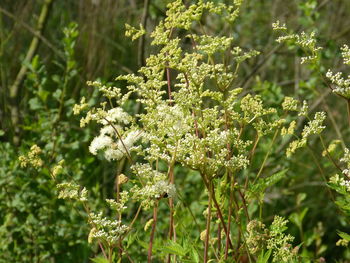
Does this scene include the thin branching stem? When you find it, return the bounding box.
[148,201,159,263]
[204,180,212,263]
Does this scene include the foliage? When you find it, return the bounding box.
[2,0,350,262]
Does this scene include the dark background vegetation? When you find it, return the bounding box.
[1,0,350,262]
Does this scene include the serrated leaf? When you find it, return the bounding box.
[337,230,350,241]
[190,247,200,263]
[136,237,149,249]
[161,240,187,257]
[248,169,288,201]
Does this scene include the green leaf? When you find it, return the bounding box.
[161,240,187,257]
[337,230,350,241]
[28,97,42,110]
[126,231,138,249]
[257,250,271,263]
[53,89,62,101]
[90,256,109,263]
[190,247,200,263]
[137,237,149,249]
[248,169,288,201]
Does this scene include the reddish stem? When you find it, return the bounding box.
[148,201,159,263]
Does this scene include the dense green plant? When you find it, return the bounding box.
[0,22,100,263]
[4,0,350,262]
[19,1,347,262]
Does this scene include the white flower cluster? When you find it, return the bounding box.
[273,23,322,64]
[301,112,326,138]
[342,44,350,65]
[106,191,129,213]
[326,70,350,98]
[281,120,296,136]
[193,35,233,55]
[18,144,43,169]
[89,129,141,161]
[282,97,298,111]
[267,216,296,263]
[325,45,350,98]
[125,23,146,41]
[240,94,276,123]
[298,100,309,116]
[137,180,176,199]
[73,97,88,115]
[330,174,350,193]
[272,20,287,31]
[286,111,326,157]
[131,164,176,209]
[88,212,128,245]
[56,182,88,202]
[246,216,297,262]
[52,159,65,178]
[101,107,132,125]
[340,148,350,177]
[225,154,250,171]
[231,47,260,64]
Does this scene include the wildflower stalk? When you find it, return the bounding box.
[166,66,173,103]
[120,205,142,242]
[347,99,350,128]
[306,144,335,202]
[217,214,221,257]
[167,161,177,263]
[167,178,175,262]
[254,129,279,183]
[238,187,250,222]
[115,173,122,259]
[225,173,234,259]
[42,160,110,259]
[232,192,252,263]
[166,59,175,263]
[204,180,213,263]
[82,202,108,259]
[200,172,234,250]
[148,201,159,263]
[318,134,342,172]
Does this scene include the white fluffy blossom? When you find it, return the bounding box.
[89,135,113,155]
[88,212,128,245]
[101,107,132,125]
[89,129,141,161]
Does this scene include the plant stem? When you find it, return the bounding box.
[200,173,234,250]
[204,181,212,263]
[148,201,159,263]
[253,129,279,183]
[217,214,221,257]
[167,164,175,263]
[347,99,350,129]
[224,174,234,260]
[120,205,142,242]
